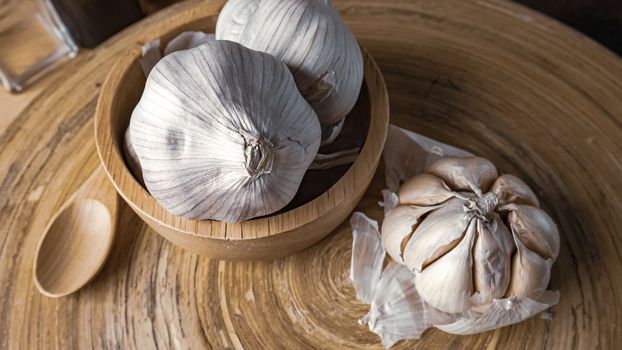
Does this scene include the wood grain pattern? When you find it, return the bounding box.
[33,166,118,298]
[1,0,622,348]
[0,54,76,131]
[94,20,387,259]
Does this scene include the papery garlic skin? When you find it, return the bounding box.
[123,127,143,185]
[129,40,320,222]
[215,0,364,127]
[163,31,214,56]
[381,157,560,314]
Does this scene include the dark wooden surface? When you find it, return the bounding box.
[515,0,622,56]
[49,0,144,48]
[139,0,622,56]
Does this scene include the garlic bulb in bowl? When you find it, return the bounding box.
[381,156,560,314]
[129,40,321,223]
[215,0,364,131]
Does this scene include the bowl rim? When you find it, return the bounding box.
[94,39,388,242]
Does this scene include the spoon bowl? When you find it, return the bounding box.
[34,166,118,298]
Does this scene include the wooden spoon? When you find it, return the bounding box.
[33,166,118,298]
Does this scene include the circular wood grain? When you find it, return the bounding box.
[1,0,621,348]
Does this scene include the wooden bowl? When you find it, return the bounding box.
[94,11,389,260]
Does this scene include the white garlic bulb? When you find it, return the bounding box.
[215,0,364,128]
[381,157,560,314]
[129,40,321,222]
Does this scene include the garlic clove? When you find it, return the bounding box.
[352,213,454,347]
[383,126,474,193]
[403,198,474,272]
[505,204,560,260]
[491,174,539,207]
[130,40,321,222]
[505,231,553,299]
[426,157,498,195]
[381,204,442,263]
[491,214,516,256]
[397,173,456,206]
[471,219,511,306]
[216,0,364,127]
[413,219,477,313]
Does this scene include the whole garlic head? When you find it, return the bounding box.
[129,40,321,222]
[215,0,364,128]
[381,157,560,314]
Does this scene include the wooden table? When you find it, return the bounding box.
[0,77,47,132]
[1,0,622,348]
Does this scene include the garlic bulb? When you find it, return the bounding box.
[381,156,560,314]
[129,40,321,222]
[215,0,364,128]
[352,128,561,345]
